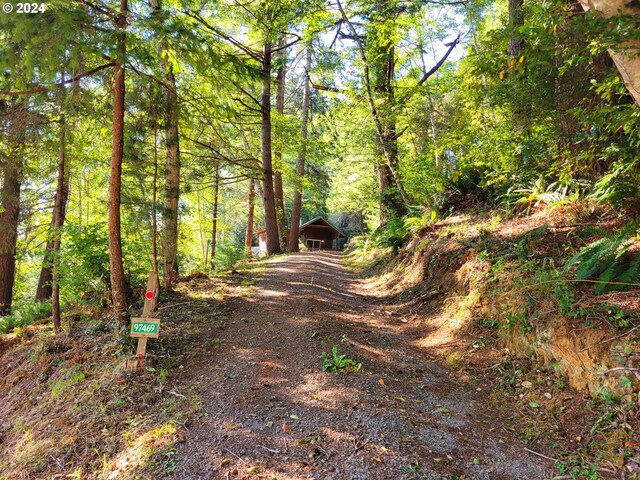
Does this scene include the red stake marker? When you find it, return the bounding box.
[145,291,154,299]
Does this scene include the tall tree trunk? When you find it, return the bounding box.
[51,115,68,332]
[35,114,70,302]
[161,52,181,286]
[289,46,311,253]
[508,0,525,58]
[150,0,181,286]
[245,178,255,257]
[578,0,640,107]
[273,35,287,250]
[261,41,281,255]
[151,89,159,275]
[210,162,220,269]
[0,102,25,316]
[108,0,129,332]
[375,43,408,224]
[338,0,408,225]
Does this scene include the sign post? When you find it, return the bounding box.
[129,270,160,368]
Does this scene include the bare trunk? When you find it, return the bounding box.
[273,36,287,250]
[151,94,159,275]
[0,103,25,316]
[210,162,220,269]
[161,56,181,285]
[261,41,281,255]
[35,118,70,302]
[151,0,181,285]
[245,178,255,257]
[289,46,311,253]
[375,44,407,223]
[108,0,129,332]
[578,0,640,107]
[51,115,67,332]
[508,0,525,58]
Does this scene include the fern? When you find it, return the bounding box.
[564,222,640,293]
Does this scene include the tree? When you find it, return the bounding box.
[210,161,220,268]
[289,45,312,252]
[273,35,288,251]
[108,0,129,332]
[0,101,26,316]
[245,178,256,256]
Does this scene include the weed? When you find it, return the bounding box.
[446,351,464,370]
[321,345,361,373]
[401,461,428,475]
[158,369,169,383]
[556,457,599,479]
[523,422,541,445]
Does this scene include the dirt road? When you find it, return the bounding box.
[164,252,551,479]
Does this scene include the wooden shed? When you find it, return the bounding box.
[256,216,345,255]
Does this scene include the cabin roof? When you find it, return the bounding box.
[300,216,345,236]
[255,216,345,237]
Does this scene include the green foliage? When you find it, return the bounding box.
[0,301,52,335]
[373,217,408,252]
[321,345,361,373]
[213,241,245,272]
[403,210,437,236]
[56,223,110,301]
[564,222,640,293]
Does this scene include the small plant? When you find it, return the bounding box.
[556,457,599,480]
[321,345,361,373]
[401,461,428,475]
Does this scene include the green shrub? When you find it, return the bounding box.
[0,301,52,334]
[564,221,640,293]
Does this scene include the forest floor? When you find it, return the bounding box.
[159,251,559,480]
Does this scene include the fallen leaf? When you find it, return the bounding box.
[395,396,406,402]
[521,381,533,389]
[266,421,274,428]
[220,459,232,467]
[246,466,260,473]
[529,402,539,409]
[290,414,299,420]
[378,379,385,386]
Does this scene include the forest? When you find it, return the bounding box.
[1,0,640,479]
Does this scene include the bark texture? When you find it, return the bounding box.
[108,0,129,331]
[260,42,282,255]
[35,120,70,303]
[289,46,312,253]
[245,178,255,257]
[0,103,26,316]
[273,36,287,250]
[51,118,67,332]
[210,163,220,269]
[161,45,181,285]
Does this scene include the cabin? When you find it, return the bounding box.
[256,216,345,256]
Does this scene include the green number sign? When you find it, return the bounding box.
[130,318,160,338]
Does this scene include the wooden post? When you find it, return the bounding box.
[127,270,160,369]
